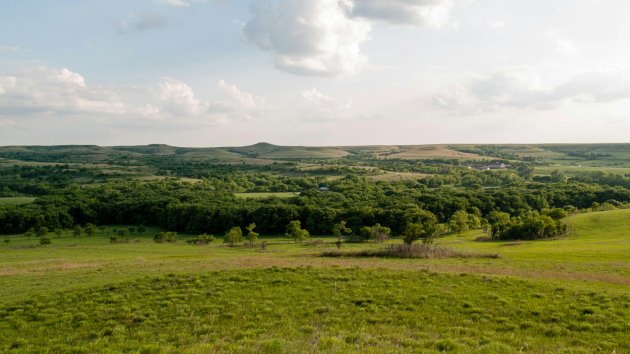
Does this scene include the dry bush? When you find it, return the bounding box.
[322,244,499,259]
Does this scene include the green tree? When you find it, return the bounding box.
[403,220,441,245]
[286,220,310,243]
[72,226,82,237]
[36,227,49,238]
[403,223,424,245]
[487,211,511,239]
[372,223,391,242]
[85,223,97,237]
[54,228,63,237]
[448,210,470,235]
[332,220,352,242]
[223,226,243,247]
[39,237,51,246]
[246,223,259,247]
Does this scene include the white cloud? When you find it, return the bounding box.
[0,66,126,116]
[244,0,372,77]
[297,88,352,120]
[209,80,267,121]
[0,67,269,126]
[157,79,210,116]
[350,0,456,28]
[244,0,460,77]
[434,67,630,113]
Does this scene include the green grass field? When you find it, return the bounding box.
[0,210,629,352]
[0,197,36,206]
[234,192,300,199]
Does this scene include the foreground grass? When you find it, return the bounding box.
[1,268,627,353]
[0,210,628,352]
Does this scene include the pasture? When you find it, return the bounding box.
[0,197,36,206]
[0,210,628,352]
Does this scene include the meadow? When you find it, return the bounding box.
[1,210,628,352]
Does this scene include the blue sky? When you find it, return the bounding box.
[1,0,630,146]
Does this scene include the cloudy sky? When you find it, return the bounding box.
[1,0,630,146]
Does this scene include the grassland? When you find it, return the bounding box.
[0,197,36,205]
[0,210,629,352]
[234,192,300,199]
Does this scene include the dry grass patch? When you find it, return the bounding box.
[322,244,500,259]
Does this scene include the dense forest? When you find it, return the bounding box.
[1,144,629,241]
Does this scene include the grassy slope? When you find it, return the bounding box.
[0,211,628,352]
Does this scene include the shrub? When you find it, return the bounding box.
[187,234,215,245]
[39,237,52,246]
[223,227,242,247]
[154,232,178,243]
[286,221,309,243]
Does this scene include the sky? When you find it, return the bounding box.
[1,0,630,147]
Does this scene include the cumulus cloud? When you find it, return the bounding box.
[244,0,460,77]
[153,79,267,123]
[157,79,210,116]
[244,0,371,77]
[297,88,352,120]
[434,67,630,112]
[210,80,267,120]
[0,66,126,116]
[0,66,269,126]
[351,0,456,28]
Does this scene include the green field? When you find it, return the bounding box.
[0,197,36,206]
[1,210,629,352]
[234,192,300,199]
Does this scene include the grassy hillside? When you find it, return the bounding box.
[0,210,628,352]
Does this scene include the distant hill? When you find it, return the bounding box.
[0,143,629,168]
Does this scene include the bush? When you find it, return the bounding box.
[154,232,177,243]
[223,227,242,247]
[187,234,215,245]
[39,237,52,246]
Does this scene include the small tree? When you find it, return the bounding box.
[85,224,97,237]
[332,221,352,242]
[154,231,177,243]
[137,224,146,233]
[369,223,391,243]
[223,227,243,247]
[54,228,63,237]
[246,223,259,247]
[403,220,441,245]
[487,211,511,240]
[403,223,424,245]
[39,237,52,246]
[72,226,83,237]
[36,227,49,238]
[286,221,310,243]
[448,210,470,235]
